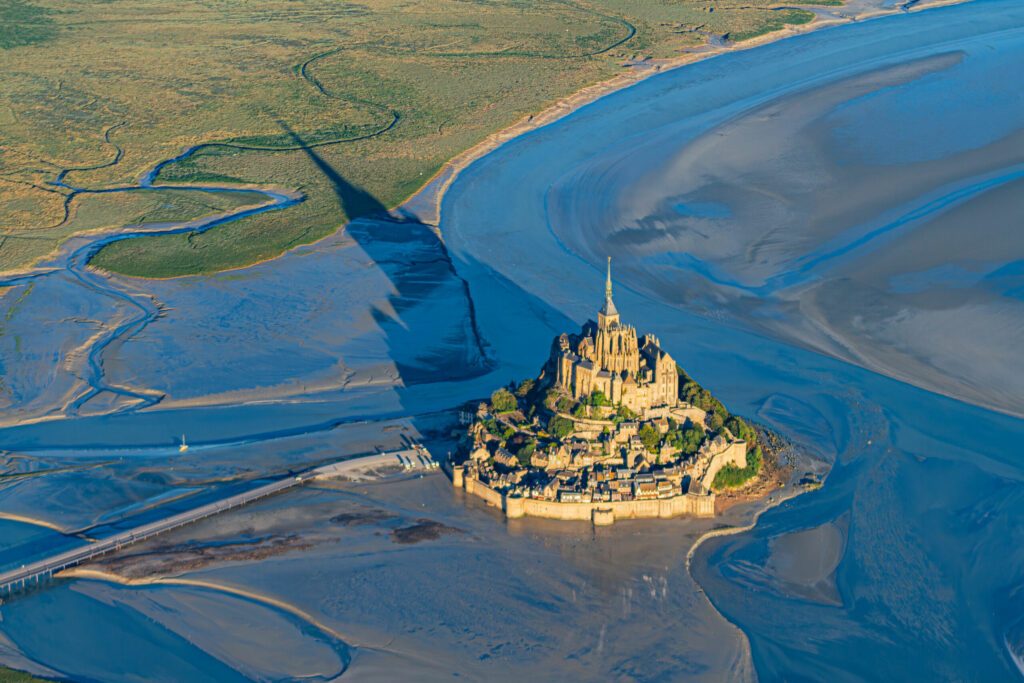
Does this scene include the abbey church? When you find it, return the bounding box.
[553,259,679,416]
[454,257,755,524]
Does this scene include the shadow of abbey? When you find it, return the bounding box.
[0,123,580,455]
[279,121,584,453]
[281,121,493,387]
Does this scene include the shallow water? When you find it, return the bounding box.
[1,0,1022,680]
[441,0,1024,678]
[0,580,347,682]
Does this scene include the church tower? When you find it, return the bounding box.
[597,257,620,330]
[594,258,639,376]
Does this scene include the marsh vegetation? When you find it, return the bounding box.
[2,0,822,277]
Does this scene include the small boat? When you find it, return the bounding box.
[179,434,189,453]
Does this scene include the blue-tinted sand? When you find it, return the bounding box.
[1,0,1022,680]
[441,0,1024,678]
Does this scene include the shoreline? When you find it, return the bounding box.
[682,436,826,678]
[404,0,973,226]
[56,567,357,646]
[0,0,970,284]
[686,477,809,574]
[678,479,806,678]
[680,475,811,665]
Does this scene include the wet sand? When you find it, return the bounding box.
[1,0,1022,680]
[438,0,1024,678]
[764,520,846,605]
[406,0,972,226]
[538,36,1024,418]
[28,470,781,682]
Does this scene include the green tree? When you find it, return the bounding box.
[588,390,611,407]
[725,416,757,445]
[516,378,535,398]
[616,405,637,420]
[638,424,661,453]
[490,388,517,413]
[516,441,536,467]
[678,365,730,422]
[666,422,705,456]
[682,424,705,455]
[572,402,588,417]
[712,446,763,490]
[547,415,574,439]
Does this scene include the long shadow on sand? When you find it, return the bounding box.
[0,121,582,454]
[279,120,491,386]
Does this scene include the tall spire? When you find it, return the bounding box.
[599,256,619,324]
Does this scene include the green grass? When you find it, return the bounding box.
[728,9,816,42]
[0,667,50,683]
[712,445,763,490]
[0,1,56,49]
[0,188,266,273]
[0,0,838,277]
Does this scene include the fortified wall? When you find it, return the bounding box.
[699,441,747,490]
[450,259,747,526]
[454,467,715,525]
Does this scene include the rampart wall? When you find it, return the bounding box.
[453,471,715,524]
[699,441,748,489]
[463,476,505,508]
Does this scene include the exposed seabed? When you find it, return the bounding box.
[1,0,1023,680]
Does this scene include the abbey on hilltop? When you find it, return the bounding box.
[451,259,764,525]
[554,259,679,415]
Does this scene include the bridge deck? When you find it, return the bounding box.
[0,448,434,597]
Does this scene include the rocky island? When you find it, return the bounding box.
[451,260,763,525]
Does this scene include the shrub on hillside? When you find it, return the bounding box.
[726,416,757,444]
[712,445,763,490]
[547,415,574,439]
[556,396,575,413]
[677,365,729,421]
[490,388,517,413]
[638,424,661,453]
[515,378,535,398]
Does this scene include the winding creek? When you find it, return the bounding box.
[1,147,300,419]
[1,0,1023,680]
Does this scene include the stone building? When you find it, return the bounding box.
[554,259,679,416]
[452,256,755,525]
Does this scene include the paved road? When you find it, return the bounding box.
[0,448,436,596]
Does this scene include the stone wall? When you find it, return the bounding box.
[463,476,505,510]
[700,441,748,490]
[671,405,709,425]
[454,472,715,524]
[509,494,714,522]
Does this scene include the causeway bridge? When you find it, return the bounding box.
[0,447,437,597]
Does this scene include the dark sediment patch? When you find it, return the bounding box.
[88,534,315,579]
[330,509,395,526]
[390,518,464,545]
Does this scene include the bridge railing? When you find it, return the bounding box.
[0,476,301,598]
[1,447,433,599]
